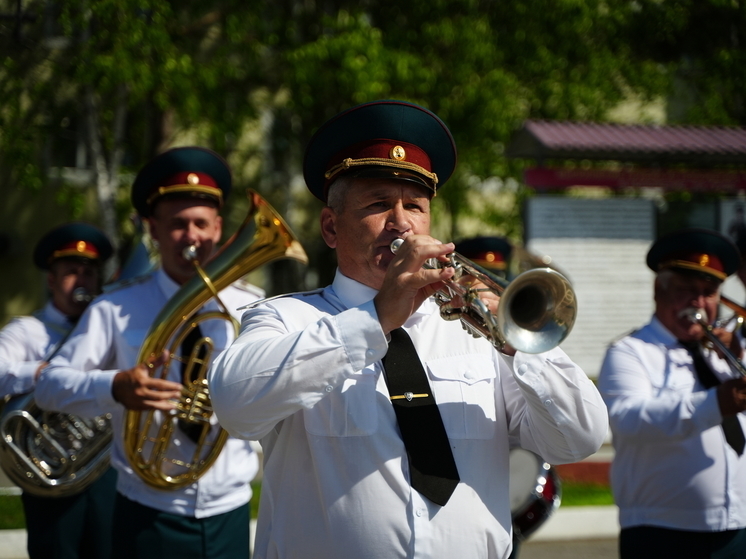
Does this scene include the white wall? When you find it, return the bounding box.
[525,197,656,378]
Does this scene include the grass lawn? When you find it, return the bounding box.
[559,481,615,507]
[0,495,24,530]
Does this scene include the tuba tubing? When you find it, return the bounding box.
[390,239,577,354]
[0,304,113,497]
[124,190,307,490]
[0,394,112,497]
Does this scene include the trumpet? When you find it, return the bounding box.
[390,239,577,354]
[719,295,746,328]
[682,307,746,378]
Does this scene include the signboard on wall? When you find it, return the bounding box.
[525,197,656,378]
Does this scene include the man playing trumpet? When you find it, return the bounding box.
[208,100,607,559]
[599,228,746,559]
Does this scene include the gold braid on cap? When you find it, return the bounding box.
[146,185,224,207]
[324,157,439,191]
[659,258,727,281]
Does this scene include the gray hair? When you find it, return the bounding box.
[655,269,675,290]
[325,175,356,213]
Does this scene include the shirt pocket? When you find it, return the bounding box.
[304,371,378,437]
[427,354,497,440]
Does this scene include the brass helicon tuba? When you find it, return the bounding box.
[123,190,308,490]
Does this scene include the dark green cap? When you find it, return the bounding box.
[33,222,113,270]
[303,100,457,202]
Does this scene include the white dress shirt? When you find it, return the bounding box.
[209,269,607,559]
[36,268,262,518]
[0,302,70,397]
[598,316,746,531]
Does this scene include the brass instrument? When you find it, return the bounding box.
[0,295,112,498]
[390,239,577,354]
[0,222,154,497]
[0,396,112,497]
[720,295,746,325]
[682,307,746,378]
[124,190,307,490]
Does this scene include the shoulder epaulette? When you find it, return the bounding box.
[103,272,152,293]
[232,279,267,299]
[236,288,325,311]
[607,327,641,347]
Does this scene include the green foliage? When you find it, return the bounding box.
[1,0,744,282]
[624,0,746,125]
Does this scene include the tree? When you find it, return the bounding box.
[1,0,691,297]
[623,0,746,126]
[0,1,266,274]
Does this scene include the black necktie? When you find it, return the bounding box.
[682,341,746,455]
[381,328,460,506]
[179,324,209,443]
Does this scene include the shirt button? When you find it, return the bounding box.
[517,364,528,375]
[325,385,333,393]
[415,508,424,517]
[544,399,553,406]
[464,371,475,380]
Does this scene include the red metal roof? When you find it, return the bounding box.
[506,120,746,165]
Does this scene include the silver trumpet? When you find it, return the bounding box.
[681,307,746,377]
[72,287,93,303]
[390,239,577,354]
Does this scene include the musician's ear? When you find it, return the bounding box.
[320,206,337,249]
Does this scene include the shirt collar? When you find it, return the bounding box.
[650,315,680,347]
[156,267,181,300]
[330,268,434,324]
[156,267,220,312]
[45,300,71,326]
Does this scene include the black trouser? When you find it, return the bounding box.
[22,467,118,559]
[620,525,746,559]
[112,493,251,559]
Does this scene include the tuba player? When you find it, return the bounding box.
[36,148,264,559]
[0,222,115,559]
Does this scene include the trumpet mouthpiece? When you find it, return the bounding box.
[390,238,404,253]
[183,245,198,261]
[72,288,92,303]
[680,307,705,324]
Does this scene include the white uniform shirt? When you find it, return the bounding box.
[0,302,70,397]
[598,316,746,531]
[209,270,607,559]
[36,268,261,518]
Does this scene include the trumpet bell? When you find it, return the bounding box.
[498,268,577,354]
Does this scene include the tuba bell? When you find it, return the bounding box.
[124,190,307,490]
